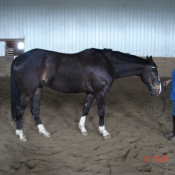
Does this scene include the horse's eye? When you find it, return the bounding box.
[151,70,157,74]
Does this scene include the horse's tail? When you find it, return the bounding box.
[11,58,20,121]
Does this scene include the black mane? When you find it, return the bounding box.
[102,48,152,65]
[115,51,151,65]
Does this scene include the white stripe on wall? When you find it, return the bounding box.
[0,42,5,56]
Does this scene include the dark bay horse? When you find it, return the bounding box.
[11,48,161,141]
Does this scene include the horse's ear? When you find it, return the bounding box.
[148,56,154,64]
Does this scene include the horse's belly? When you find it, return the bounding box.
[45,77,85,93]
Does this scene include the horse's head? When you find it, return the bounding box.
[141,56,161,96]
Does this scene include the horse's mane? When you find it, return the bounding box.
[85,48,155,66]
[102,48,152,65]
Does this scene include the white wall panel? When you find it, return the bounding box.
[0,42,5,56]
[0,0,175,57]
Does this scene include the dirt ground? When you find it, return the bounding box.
[0,77,175,175]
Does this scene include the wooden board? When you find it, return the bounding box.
[153,57,174,77]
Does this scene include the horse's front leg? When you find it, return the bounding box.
[96,92,111,139]
[79,93,95,136]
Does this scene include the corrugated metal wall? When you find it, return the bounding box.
[0,0,175,57]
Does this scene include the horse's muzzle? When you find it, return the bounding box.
[151,82,162,96]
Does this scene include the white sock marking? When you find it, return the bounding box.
[79,116,88,134]
[99,126,111,138]
[16,129,27,141]
[37,124,51,137]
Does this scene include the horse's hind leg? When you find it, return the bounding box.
[96,92,111,139]
[15,94,30,141]
[30,87,51,137]
[79,93,94,135]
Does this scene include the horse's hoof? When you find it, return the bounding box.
[165,132,174,139]
[19,137,27,141]
[45,133,51,137]
[170,136,175,143]
[39,131,51,137]
[78,124,88,136]
[103,134,111,139]
[81,131,88,136]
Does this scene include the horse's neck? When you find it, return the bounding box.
[107,54,146,78]
[115,63,145,78]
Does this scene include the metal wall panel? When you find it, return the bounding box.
[0,0,174,57]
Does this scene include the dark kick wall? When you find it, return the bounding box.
[0,56,13,77]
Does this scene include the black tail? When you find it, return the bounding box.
[11,58,20,121]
